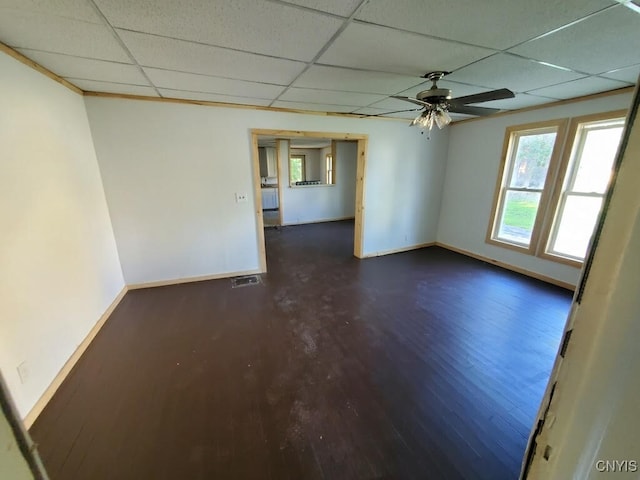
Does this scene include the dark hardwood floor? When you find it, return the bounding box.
[30,221,572,479]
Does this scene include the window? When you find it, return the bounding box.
[488,111,626,265]
[545,115,625,262]
[289,155,305,185]
[488,120,566,250]
[326,154,334,184]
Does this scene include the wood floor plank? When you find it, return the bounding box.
[29,221,571,479]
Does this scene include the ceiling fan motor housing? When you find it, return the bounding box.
[416,88,452,105]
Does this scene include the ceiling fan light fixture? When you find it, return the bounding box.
[410,113,423,127]
[411,104,450,132]
[391,70,514,132]
[435,108,452,129]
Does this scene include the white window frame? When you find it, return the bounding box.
[289,155,306,185]
[487,119,568,254]
[326,153,334,184]
[488,111,626,267]
[540,112,626,266]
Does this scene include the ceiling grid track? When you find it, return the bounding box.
[268,0,372,107]
[85,0,162,97]
[1,0,636,117]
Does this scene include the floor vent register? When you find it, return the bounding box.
[231,275,262,288]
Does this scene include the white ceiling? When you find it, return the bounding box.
[1,0,638,120]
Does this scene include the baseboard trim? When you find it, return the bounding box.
[128,269,263,290]
[281,216,355,226]
[24,286,128,428]
[362,241,435,258]
[435,242,576,291]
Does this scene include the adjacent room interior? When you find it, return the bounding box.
[1,1,639,479]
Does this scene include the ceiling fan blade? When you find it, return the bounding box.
[391,95,430,107]
[450,88,515,105]
[362,108,422,117]
[449,104,502,116]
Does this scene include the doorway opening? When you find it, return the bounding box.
[250,130,368,272]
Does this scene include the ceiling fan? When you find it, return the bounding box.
[384,71,515,132]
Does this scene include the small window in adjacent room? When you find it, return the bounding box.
[326,154,334,184]
[488,121,565,250]
[544,115,625,263]
[289,155,305,185]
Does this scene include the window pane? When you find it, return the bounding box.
[551,195,603,259]
[572,126,623,193]
[497,190,541,245]
[290,158,303,183]
[509,132,556,189]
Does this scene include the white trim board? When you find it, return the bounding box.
[23,286,128,428]
[435,242,576,291]
[361,242,436,258]
[128,269,263,290]
[281,216,355,227]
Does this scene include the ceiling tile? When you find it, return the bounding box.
[527,77,631,100]
[68,78,158,96]
[293,65,422,94]
[601,64,640,84]
[472,92,556,109]
[272,101,360,113]
[0,10,131,62]
[17,49,147,84]
[279,87,386,107]
[94,0,343,61]
[384,111,423,119]
[319,22,494,76]
[352,106,394,115]
[280,0,361,16]
[449,113,476,122]
[509,5,640,74]
[355,0,614,50]
[143,68,286,99]
[447,54,585,92]
[158,89,272,106]
[352,107,422,119]
[365,97,423,111]
[0,1,103,23]
[117,30,306,85]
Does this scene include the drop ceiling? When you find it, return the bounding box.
[1,0,638,120]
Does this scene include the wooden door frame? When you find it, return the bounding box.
[251,129,368,272]
[275,139,285,227]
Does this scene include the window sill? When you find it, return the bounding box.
[538,251,583,268]
[486,237,583,268]
[486,237,532,254]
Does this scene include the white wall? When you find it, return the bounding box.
[320,145,332,183]
[85,97,448,283]
[0,52,125,418]
[437,91,633,286]
[364,130,448,256]
[336,141,357,217]
[282,141,357,225]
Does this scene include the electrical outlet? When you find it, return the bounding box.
[235,193,248,203]
[17,361,30,384]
